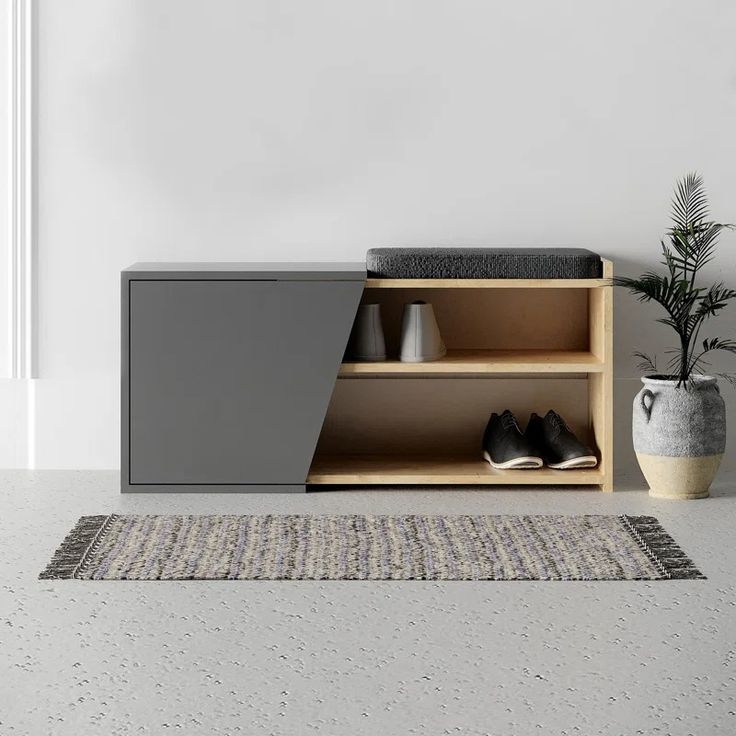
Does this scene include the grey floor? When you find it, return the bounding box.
[1,470,735,736]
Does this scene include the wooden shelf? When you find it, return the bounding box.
[308,455,604,486]
[366,278,609,289]
[315,259,614,491]
[340,349,603,375]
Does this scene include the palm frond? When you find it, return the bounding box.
[664,224,734,280]
[671,172,709,230]
[665,351,687,373]
[694,283,736,320]
[685,337,736,379]
[613,274,682,320]
[656,317,679,330]
[700,337,736,354]
[714,372,736,388]
[633,351,658,374]
[617,173,736,385]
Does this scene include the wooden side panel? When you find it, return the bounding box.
[588,267,614,491]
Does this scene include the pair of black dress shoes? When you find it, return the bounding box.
[482,409,597,470]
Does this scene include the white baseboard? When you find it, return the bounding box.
[1,377,118,469]
[33,377,118,469]
[0,379,31,467]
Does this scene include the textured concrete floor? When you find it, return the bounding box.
[1,470,735,736]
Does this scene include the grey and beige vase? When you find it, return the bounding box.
[633,375,726,499]
[346,303,386,361]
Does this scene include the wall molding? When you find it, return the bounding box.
[9,0,35,379]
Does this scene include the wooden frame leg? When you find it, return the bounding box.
[588,270,613,492]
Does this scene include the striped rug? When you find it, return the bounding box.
[39,514,704,581]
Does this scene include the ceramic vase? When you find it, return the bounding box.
[346,303,386,361]
[632,375,726,499]
[399,301,446,362]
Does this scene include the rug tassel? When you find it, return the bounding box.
[38,515,112,580]
[621,515,706,580]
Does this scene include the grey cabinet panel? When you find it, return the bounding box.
[126,277,362,487]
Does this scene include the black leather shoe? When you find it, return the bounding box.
[526,410,598,469]
[482,410,543,469]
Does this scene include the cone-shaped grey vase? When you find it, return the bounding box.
[346,303,386,361]
[399,301,446,362]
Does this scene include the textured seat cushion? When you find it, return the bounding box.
[366,247,602,279]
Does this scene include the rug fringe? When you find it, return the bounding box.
[620,515,706,580]
[38,515,113,580]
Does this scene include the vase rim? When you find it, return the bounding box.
[641,374,717,387]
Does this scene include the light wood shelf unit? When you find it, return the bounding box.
[309,260,614,491]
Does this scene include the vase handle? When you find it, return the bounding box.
[640,388,655,422]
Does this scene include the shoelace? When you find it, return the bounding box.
[501,412,520,432]
[547,411,569,436]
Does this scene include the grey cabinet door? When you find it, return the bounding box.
[127,279,361,486]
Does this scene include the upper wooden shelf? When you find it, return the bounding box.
[340,349,603,375]
[365,277,610,289]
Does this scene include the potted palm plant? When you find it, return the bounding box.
[616,173,735,499]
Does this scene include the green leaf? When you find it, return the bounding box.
[701,337,736,354]
[671,172,709,230]
[615,173,736,384]
[633,351,658,374]
[714,372,736,388]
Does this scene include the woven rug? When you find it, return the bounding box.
[39,514,704,581]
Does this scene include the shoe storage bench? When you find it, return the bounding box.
[121,259,612,493]
[309,261,613,492]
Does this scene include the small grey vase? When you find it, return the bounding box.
[400,301,446,363]
[346,303,386,361]
[632,375,726,499]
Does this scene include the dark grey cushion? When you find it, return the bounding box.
[366,248,603,279]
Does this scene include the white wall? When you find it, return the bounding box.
[0,1,11,375]
[0,2,28,469]
[11,0,736,470]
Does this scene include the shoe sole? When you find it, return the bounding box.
[546,456,598,470]
[483,450,543,470]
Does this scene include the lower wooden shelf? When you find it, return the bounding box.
[307,455,604,486]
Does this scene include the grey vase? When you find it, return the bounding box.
[400,301,446,363]
[346,303,386,361]
[632,375,726,499]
